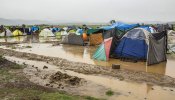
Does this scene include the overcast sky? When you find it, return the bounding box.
[0,0,175,23]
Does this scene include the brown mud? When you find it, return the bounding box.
[1,48,175,88]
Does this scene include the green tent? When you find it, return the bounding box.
[87,29,102,34]
[93,37,113,61]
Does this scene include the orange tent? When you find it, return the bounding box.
[90,33,103,45]
[82,33,88,41]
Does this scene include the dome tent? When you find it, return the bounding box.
[0,28,12,37]
[115,28,167,65]
[39,29,55,37]
[12,30,23,36]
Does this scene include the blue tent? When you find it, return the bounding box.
[52,27,60,33]
[112,22,139,31]
[31,26,39,33]
[100,22,139,31]
[115,28,149,59]
[76,29,84,35]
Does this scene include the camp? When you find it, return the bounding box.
[39,28,55,37]
[114,28,167,65]
[12,30,23,36]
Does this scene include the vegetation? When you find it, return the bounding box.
[105,90,114,96]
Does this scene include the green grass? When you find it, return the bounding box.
[85,96,101,100]
[105,90,114,96]
[25,46,32,48]
[0,87,102,100]
[11,46,17,49]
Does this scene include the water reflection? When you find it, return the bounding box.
[0,36,24,43]
[60,45,175,78]
[0,36,60,43]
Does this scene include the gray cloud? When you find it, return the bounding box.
[0,0,175,23]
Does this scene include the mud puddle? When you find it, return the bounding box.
[1,43,175,78]
[4,56,175,100]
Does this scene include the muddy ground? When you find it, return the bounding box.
[0,56,101,100]
[0,48,175,88]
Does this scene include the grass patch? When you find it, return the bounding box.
[85,96,102,100]
[10,64,24,69]
[0,88,102,100]
[25,46,32,48]
[11,46,17,49]
[105,90,114,96]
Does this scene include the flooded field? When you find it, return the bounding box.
[0,36,174,78]
[1,36,175,100]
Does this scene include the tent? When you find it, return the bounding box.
[76,29,83,35]
[60,27,69,35]
[102,28,126,56]
[12,30,23,36]
[61,35,69,44]
[100,22,139,31]
[87,29,103,34]
[18,28,31,35]
[167,30,175,53]
[51,27,60,33]
[31,26,40,32]
[93,37,113,61]
[68,29,76,34]
[61,34,84,45]
[55,32,62,39]
[115,28,167,65]
[0,29,12,37]
[68,34,84,45]
[82,33,88,41]
[140,26,157,33]
[39,29,55,37]
[89,33,103,45]
[111,22,139,31]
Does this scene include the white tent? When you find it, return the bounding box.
[39,29,55,37]
[61,27,69,35]
[0,29,12,37]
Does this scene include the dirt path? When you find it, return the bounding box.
[0,48,175,88]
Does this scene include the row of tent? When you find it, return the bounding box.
[0,26,84,38]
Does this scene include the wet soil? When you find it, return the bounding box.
[0,56,101,100]
[50,71,84,86]
[1,48,175,88]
